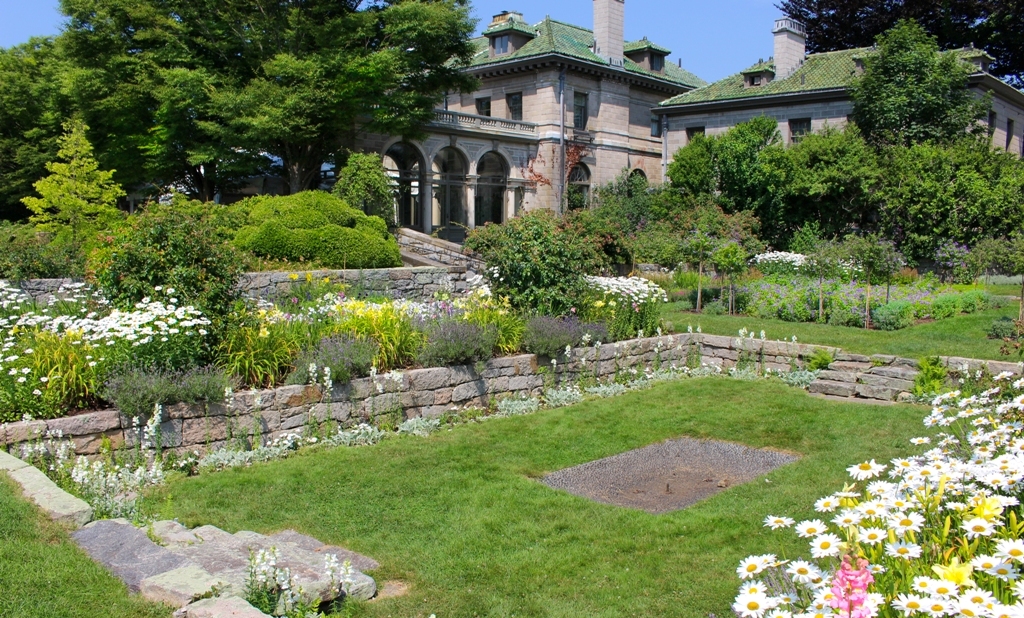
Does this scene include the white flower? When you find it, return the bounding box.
[809,533,842,558]
[795,519,828,538]
[763,515,795,530]
[734,592,774,618]
[892,593,926,616]
[848,459,886,480]
[996,539,1024,563]
[962,518,997,539]
[885,541,923,560]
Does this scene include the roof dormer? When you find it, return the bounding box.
[624,38,671,74]
[958,45,994,73]
[483,11,536,58]
[742,59,775,88]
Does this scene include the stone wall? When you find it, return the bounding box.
[3,332,1020,458]
[395,228,486,273]
[237,267,469,301]
[3,266,468,303]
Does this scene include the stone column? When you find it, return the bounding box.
[466,174,478,230]
[422,173,434,234]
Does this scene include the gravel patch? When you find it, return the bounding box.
[542,438,800,514]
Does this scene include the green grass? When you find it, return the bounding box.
[663,304,1020,361]
[0,476,169,618]
[156,378,931,618]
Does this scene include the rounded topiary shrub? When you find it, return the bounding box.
[230,191,401,269]
[871,300,916,331]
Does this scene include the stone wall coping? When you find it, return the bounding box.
[1,332,1019,454]
[1,451,93,527]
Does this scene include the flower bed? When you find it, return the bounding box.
[740,278,993,329]
[733,373,1024,618]
[0,274,669,423]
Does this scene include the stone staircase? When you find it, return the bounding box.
[71,519,377,617]
[808,354,920,403]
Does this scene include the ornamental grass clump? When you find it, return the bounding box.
[732,372,1024,618]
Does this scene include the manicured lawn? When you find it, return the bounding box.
[663,303,1020,361]
[158,378,930,618]
[0,476,169,618]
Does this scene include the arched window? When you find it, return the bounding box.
[383,143,423,229]
[567,163,591,210]
[476,152,508,225]
[431,147,468,242]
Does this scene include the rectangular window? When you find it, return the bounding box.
[686,126,705,142]
[476,97,491,117]
[1007,119,1015,151]
[651,54,664,72]
[506,92,523,121]
[651,115,663,137]
[752,75,762,86]
[493,35,509,56]
[573,92,588,129]
[789,118,812,143]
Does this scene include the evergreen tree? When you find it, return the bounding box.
[21,119,125,245]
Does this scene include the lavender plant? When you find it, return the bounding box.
[285,335,377,386]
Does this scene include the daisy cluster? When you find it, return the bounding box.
[735,372,1024,618]
[754,252,808,269]
[586,276,669,306]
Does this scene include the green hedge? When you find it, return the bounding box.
[230,191,401,269]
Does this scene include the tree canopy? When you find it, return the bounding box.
[776,0,1024,88]
[849,20,989,148]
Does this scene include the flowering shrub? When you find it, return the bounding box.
[103,365,232,420]
[285,335,377,387]
[523,316,607,359]
[871,301,916,332]
[733,373,1024,618]
[584,276,667,340]
[416,319,497,368]
[455,287,525,356]
[741,278,981,329]
[0,282,211,421]
[754,252,807,276]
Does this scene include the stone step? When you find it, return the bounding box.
[75,517,376,613]
[830,361,873,372]
[816,370,859,383]
[865,365,918,381]
[808,380,857,398]
[857,374,915,392]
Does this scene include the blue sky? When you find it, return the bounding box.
[0,0,783,82]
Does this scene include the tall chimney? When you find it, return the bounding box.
[772,18,806,79]
[594,0,625,66]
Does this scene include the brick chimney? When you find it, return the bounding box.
[594,0,625,66]
[773,18,806,79]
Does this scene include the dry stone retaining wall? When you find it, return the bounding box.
[3,266,468,303]
[2,333,1021,457]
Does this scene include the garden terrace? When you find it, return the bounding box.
[662,302,1021,362]
[2,332,1018,457]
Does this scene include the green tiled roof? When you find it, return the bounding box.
[469,18,705,90]
[661,48,864,106]
[482,19,537,37]
[660,46,998,107]
[625,39,671,55]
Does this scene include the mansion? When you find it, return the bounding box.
[353,1,1024,243]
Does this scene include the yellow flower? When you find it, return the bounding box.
[932,558,975,588]
[306,272,313,283]
[288,273,299,281]
[258,327,269,338]
[594,300,605,308]
[972,497,1004,522]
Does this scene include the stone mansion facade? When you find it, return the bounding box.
[353,2,1024,243]
[354,0,704,242]
[656,19,1024,159]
